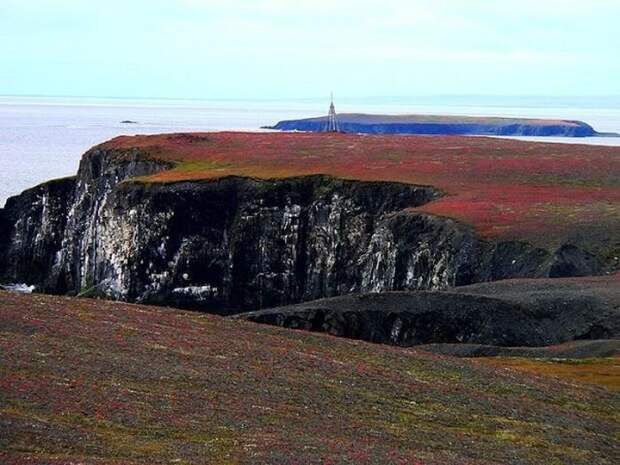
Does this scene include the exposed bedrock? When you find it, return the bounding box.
[236,276,620,347]
[0,146,610,314]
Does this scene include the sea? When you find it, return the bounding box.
[1,95,619,207]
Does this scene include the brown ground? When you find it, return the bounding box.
[479,357,620,390]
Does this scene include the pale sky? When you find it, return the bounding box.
[1,0,619,99]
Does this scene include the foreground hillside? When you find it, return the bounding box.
[1,291,619,465]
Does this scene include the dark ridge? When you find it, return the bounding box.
[235,275,620,347]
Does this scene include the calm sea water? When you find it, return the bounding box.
[1,95,619,207]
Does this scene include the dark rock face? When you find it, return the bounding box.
[0,146,608,314]
[75,176,443,313]
[237,276,620,347]
[0,177,76,292]
[269,114,599,137]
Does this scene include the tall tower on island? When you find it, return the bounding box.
[324,92,340,133]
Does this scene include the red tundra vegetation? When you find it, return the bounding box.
[101,132,620,247]
[1,291,618,464]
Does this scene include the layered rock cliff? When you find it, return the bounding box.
[0,142,611,314]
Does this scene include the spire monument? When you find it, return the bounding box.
[324,92,340,133]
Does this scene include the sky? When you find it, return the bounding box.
[1,0,619,99]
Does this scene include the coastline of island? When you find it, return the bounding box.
[266,113,619,137]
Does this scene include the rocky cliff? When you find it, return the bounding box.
[268,113,602,137]
[0,135,614,314]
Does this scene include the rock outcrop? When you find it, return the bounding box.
[268,113,603,137]
[0,142,611,314]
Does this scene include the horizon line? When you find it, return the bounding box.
[2,93,620,102]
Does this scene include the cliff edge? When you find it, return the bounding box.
[0,132,618,313]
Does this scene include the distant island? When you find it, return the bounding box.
[267,113,617,137]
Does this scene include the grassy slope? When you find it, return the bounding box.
[1,291,618,465]
[100,132,620,251]
[480,357,619,391]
